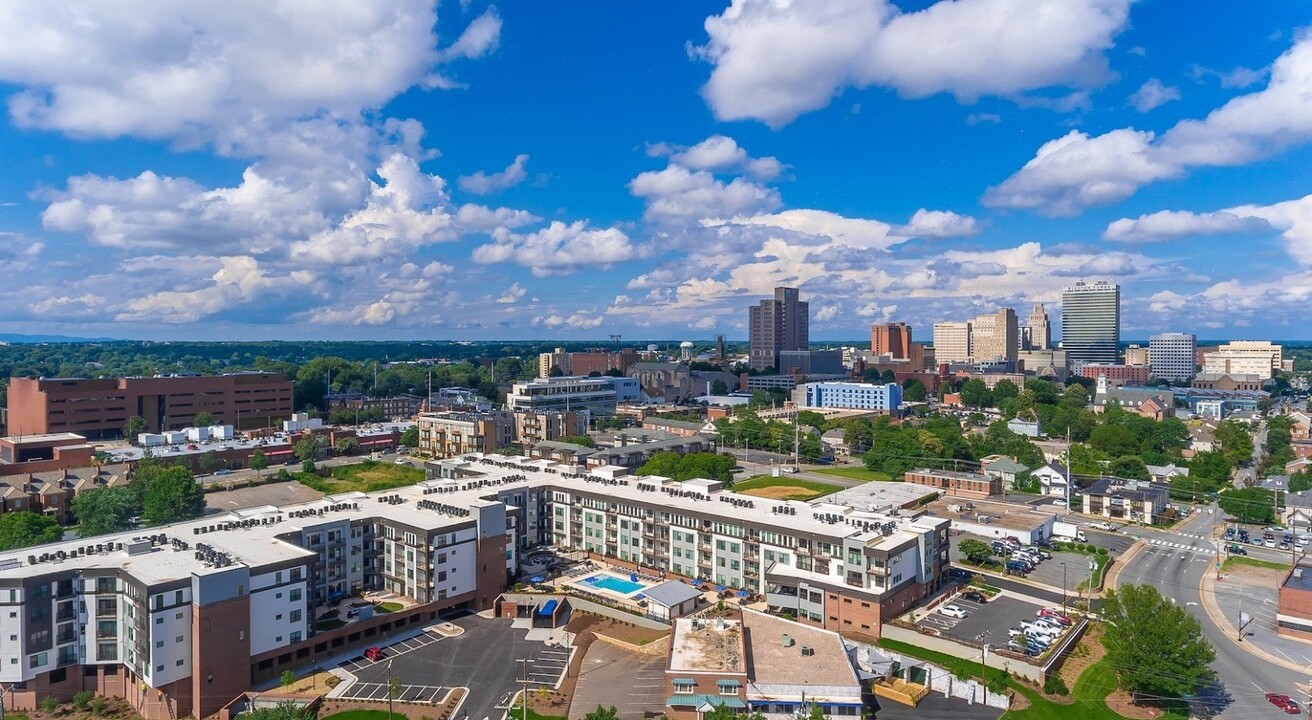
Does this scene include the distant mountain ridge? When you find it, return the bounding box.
[0,333,118,343]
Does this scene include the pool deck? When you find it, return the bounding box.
[568,570,653,599]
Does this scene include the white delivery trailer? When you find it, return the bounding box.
[1053,521,1087,542]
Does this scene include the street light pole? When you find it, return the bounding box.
[516,658,534,720]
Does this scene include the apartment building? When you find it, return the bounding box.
[0,453,951,719]
[902,469,1001,499]
[7,374,293,440]
[415,411,515,457]
[798,382,903,413]
[511,409,587,447]
[507,376,635,416]
[0,487,512,720]
[1077,363,1150,386]
[870,322,912,360]
[324,393,424,420]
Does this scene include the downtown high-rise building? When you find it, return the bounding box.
[870,322,912,359]
[971,308,1019,363]
[749,286,809,370]
[1149,332,1197,381]
[1022,303,1051,351]
[932,321,973,364]
[1061,281,1120,368]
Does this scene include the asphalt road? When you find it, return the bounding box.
[1116,506,1306,718]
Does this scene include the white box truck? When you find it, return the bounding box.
[1053,521,1087,542]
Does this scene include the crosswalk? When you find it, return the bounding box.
[1144,537,1216,555]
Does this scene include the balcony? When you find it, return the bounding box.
[95,601,117,617]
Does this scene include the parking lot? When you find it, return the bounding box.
[337,613,571,720]
[949,533,1103,592]
[919,593,1067,650]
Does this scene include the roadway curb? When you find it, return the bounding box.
[1103,539,1145,590]
[1198,569,1308,675]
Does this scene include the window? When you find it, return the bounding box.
[155,640,164,648]
[290,631,302,644]
[155,665,163,673]
[275,636,283,644]
[290,589,301,602]
[276,592,283,599]
[290,610,302,623]
[176,659,184,667]
[176,611,183,619]
[275,614,283,621]
[29,652,47,668]
[176,635,184,643]
[155,617,163,625]
[175,590,184,605]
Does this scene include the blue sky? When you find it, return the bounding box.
[0,1,1310,341]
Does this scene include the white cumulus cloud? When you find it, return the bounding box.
[1128,78,1181,112]
[472,220,643,276]
[695,0,1131,127]
[457,153,529,195]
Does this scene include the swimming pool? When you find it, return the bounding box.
[581,572,646,595]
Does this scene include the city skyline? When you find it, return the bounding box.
[0,3,1310,341]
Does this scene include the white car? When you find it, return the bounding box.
[938,604,969,619]
[394,458,408,465]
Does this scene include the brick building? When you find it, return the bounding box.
[903,469,1001,499]
[7,374,293,440]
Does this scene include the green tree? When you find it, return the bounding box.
[902,378,928,402]
[549,365,566,377]
[122,415,147,442]
[561,435,595,448]
[280,670,295,688]
[992,379,1019,402]
[1214,420,1255,467]
[72,487,138,536]
[399,426,419,447]
[710,379,729,395]
[796,410,827,429]
[0,511,63,550]
[193,411,214,428]
[584,706,619,720]
[1100,584,1216,700]
[635,451,736,484]
[198,450,222,474]
[1110,455,1149,480]
[1218,487,1275,524]
[294,435,321,463]
[334,436,360,455]
[1291,472,1312,493]
[1089,425,1139,458]
[960,379,992,408]
[248,448,268,477]
[958,538,992,565]
[141,465,206,525]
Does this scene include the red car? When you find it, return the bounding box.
[1038,609,1072,625]
[1266,693,1300,714]
[363,646,384,662]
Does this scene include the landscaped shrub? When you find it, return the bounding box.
[72,690,93,709]
[89,696,107,715]
[40,696,60,712]
[1043,675,1069,695]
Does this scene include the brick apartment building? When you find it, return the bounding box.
[7,374,294,439]
[903,469,1001,499]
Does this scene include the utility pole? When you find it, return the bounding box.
[516,658,534,720]
[1061,561,1068,613]
[386,659,395,720]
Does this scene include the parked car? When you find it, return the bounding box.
[938,604,969,619]
[363,646,384,661]
[1038,608,1072,624]
[1089,521,1114,531]
[1228,543,1248,555]
[394,458,408,465]
[1266,538,1279,548]
[1025,547,1052,560]
[960,591,987,604]
[1004,560,1030,575]
[1224,528,1236,539]
[1266,693,1300,714]
[1279,542,1291,551]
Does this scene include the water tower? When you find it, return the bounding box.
[679,341,694,362]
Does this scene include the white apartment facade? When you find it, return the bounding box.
[798,382,903,413]
[1149,333,1196,381]
[0,454,951,719]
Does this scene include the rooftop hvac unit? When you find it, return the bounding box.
[781,633,795,647]
[800,645,815,657]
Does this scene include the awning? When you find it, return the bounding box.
[666,695,745,709]
[536,599,559,616]
[672,678,697,687]
[716,679,741,688]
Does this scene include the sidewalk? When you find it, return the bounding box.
[1198,570,1311,675]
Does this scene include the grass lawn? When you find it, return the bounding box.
[813,466,893,482]
[322,712,395,720]
[732,475,845,501]
[297,461,424,494]
[375,601,404,613]
[1004,659,1188,720]
[879,640,1187,720]
[1222,555,1291,572]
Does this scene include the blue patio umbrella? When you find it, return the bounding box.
[736,589,749,598]
[715,585,727,592]
[530,575,545,583]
